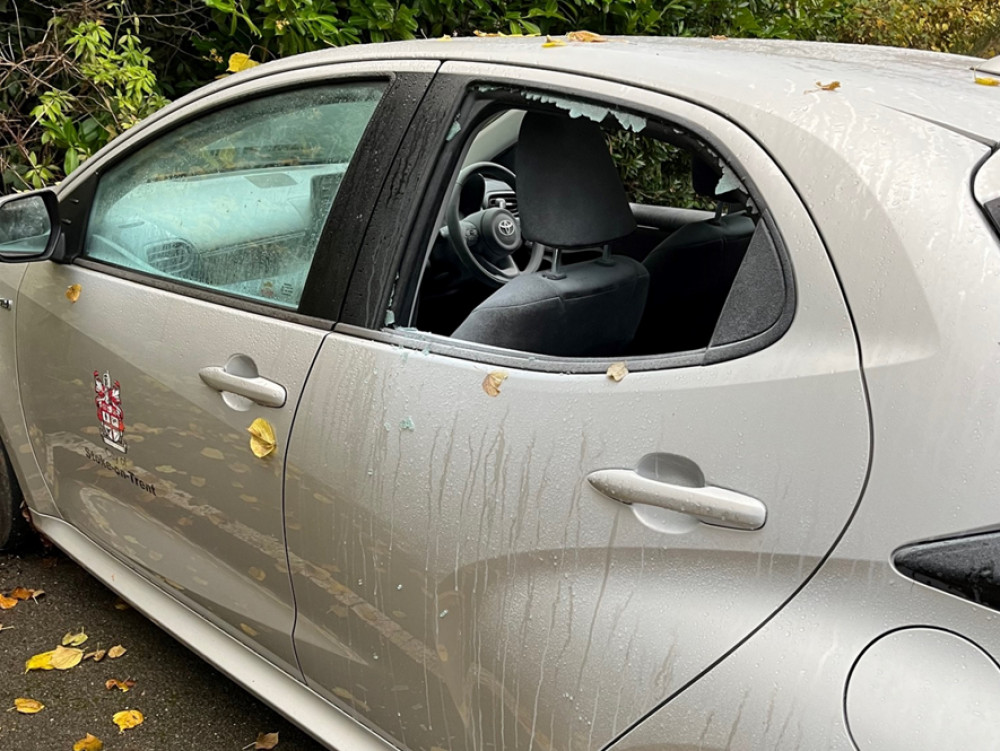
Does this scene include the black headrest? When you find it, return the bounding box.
[515,113,636,248]
[692,157,745,205]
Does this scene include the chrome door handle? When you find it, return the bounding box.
[586,468,766,531]
[198,366,286,408]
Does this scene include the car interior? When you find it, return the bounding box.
[403,93,761,360]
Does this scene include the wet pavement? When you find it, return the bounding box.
[0,543,325,751]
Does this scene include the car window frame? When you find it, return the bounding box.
[338,65,796,372]
[53,60,440,328]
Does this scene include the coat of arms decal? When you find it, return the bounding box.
[94,370,126,453]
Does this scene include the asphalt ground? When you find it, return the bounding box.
[0,541,325,751]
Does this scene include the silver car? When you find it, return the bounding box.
[2,36,1000,751]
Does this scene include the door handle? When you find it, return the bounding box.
[586,468,766,531]
[198,366,286,408]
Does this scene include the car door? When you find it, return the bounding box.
[16,60,437,675]
[283,66,871,751]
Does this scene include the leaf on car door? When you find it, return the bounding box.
[107,644,127,659]
[606,362,629,382]
[13,697,44,714]
[51,645,84,669]
[105,678,136,692]
[66,284,82,303]
[200,447,225,460]
[62,629,88,647]
[112,709,144,733]
[24,650,55,672]
[567,30,607,42]
[247,418,276,459]
[482,371,508,397]
[73,733,104,751]
[253,731,280,749]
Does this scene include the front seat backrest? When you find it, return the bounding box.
[452,112,648,357]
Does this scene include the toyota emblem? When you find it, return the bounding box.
[497,218,516,237]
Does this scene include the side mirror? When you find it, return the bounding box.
[0,189,61,262]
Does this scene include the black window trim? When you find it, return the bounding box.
[54,66,438,328]
[340,67,796,372]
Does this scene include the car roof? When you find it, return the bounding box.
[255,36,999,145]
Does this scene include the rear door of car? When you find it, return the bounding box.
[283,64,871,751]
[16,60,438,675]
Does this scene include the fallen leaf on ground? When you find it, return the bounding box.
[24,650,55,672]
[247,418,276,459]
[30,589,45,603]
[62,629,88,647]
[113,599,131,610]
[253,731,279,749]
[52,645,84,670]
[567,30,606,42]
[9,587,33,600]
[975,76,1000,86]
[66,284,82,303]
[13,697,44,714]
[0,594,17,610]
[606,362,629,382]
[112,709,143,733]
[107,644,127,659]
[105,678,136,692]
[85,648,107,662]
[73,733,104,751]
[542,35,567,48]
[482,370,508,397]
[0,623,13,631]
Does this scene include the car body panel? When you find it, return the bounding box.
[282,66,871,751]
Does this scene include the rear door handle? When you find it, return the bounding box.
[198,366,286,408]
[586,468,766,531]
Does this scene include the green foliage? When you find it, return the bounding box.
[837,0,1000,56]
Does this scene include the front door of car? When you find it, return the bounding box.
[283,67,871,751]
[16,62,437,674]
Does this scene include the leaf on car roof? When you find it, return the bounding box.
[253,731,280,750]
[247,418,276,459]
[807,80,841,93]
[975,76,1000,87]
[542,35,567,48]
[13,697,44,714]
[606,362,629,382]
[112,709,144,733]
[62,629,88,647]
[482,371,508,397]
[567,30,607,43]
[105,678,136,692]
[710,34,728,40]
[25,650,56,672]
[107,644,127,659]
[227,53,259,73]
[52,645,84,670]
[66,284,82,303]
[73,733,104,751]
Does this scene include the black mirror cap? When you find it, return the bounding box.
[0,188,61,263]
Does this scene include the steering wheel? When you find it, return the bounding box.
[445,162,545,286]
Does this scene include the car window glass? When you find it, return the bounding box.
[402,91,781,364]
[85,83,385,309]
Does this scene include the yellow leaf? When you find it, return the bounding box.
[473,30,505,37]
[815,80,841,91]
[606,362,629,382]
[105,678,135,692]
[226,53,260,73]
[112,709,144,733]
[0,593,17,609]
[438,35,452,41]
[567,30,607,43]
[710,34,729,40]
[481,370,508,397]
[13,697,44,714]
[247,418,276,459]
[51,645,84,669]
[9,587,32,600]
[254,731,280,750]
[200,447,225,460]
[114,599,131,610]
[542,35,567,48]
[239,622,259,637]
[107,644,127,659]
[66,284,82,303]
[975,76,1000,86]
[24,650,55,672]
[73,733,104,751]
[62,629,88,647]
[85,648,107,662]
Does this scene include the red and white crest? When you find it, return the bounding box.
[94,370,126,453]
